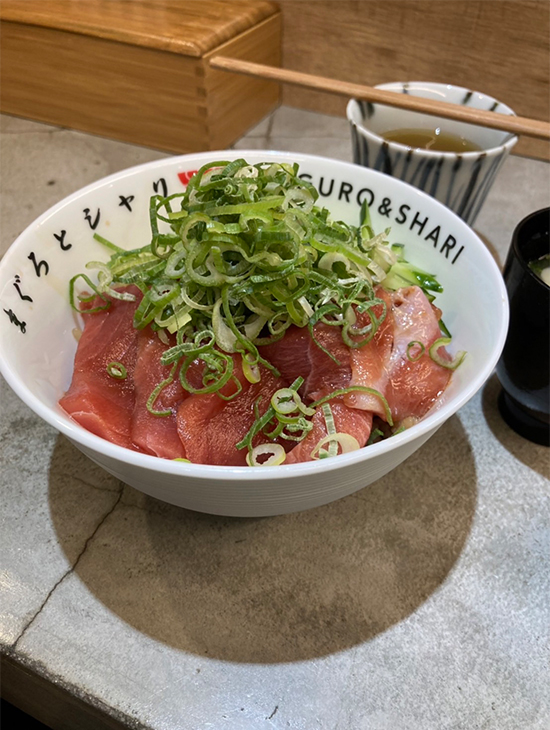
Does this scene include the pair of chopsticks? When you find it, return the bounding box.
[209,57,550,141]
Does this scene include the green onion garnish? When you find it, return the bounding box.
[246,443,287,467]
[310,386,393,427]
[311,432,360,460]
[428,338,466,370]
[313,403,338,459]
[236,377,312,453]
[366,428,385,445]
[406,340,425,362]
[70,159,463,462]
[106,362,127,379]
[74,161,429,399]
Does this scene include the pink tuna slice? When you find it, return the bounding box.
[285,399,373,464]
[60,282,453,465]
[260,322,351,402]
[131,328,190,459]
[345,286,451,423]
[176,358,288,466]
[260,323,372,464]
[59,286,142,449]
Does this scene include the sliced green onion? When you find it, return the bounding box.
[93,232,124,253]
[382,260,443,295]
[246,443,287,466]
[106,361,127,379]
[216,375,243,401]
[71,159,457,438]
[439,318,452,338]
[406,340,426,362]
[212,298,237,353]
[395,415,419,432]
[244,314,267,340]
[69,274,110,314]
[366,428,385,445]
[150,281,180,306]
[271,387,315,417]
[311,386,393,427]
[271,388,299,415]
[311,432,360,460]
[241,352,261,384]
[282,186,314,212]
[236,377,304,452]
[428,338,466,370]
[157,329,170,345]
[315,403,338,459]
[146,363,177,416]
[179,352,234,395]
[308,322,342,365]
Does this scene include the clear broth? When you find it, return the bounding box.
[381,127,482,152]
[529,253,550,286]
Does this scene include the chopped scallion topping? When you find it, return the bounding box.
[106,362,127,379]
[428,338,466,370]
[246,443,287,467]
[406,340,425,362]
[79,161,433,398]
[70,159,464,465]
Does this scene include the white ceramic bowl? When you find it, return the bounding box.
[0,151,508,516]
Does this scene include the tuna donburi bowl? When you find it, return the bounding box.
[0,151,508,516]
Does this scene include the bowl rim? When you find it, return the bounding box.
[0,149,510,481]
[346,80,518,159]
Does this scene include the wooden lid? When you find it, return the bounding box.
[0,0,279,57]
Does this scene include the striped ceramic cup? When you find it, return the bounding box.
[347,82,517,226]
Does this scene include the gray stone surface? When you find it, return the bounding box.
[1,108,549,730]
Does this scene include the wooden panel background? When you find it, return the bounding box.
[278,0,550,160]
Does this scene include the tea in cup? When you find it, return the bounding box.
[347,82,518,226]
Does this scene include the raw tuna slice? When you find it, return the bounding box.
[59,286,142,449]
[260,323,351,402]
[285,400,373,464]
[176,356,250,464]
[305,323,352,401]
[259,326,310,387]
[345,286,451,423]
[131,328,188,459]
[383,288,451,422]
[344,289,394,417]
[177,358,286,466]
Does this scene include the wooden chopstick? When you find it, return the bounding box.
[210,56,550,141]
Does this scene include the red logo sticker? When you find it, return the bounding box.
[178,170,198,186]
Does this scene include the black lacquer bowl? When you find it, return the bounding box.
[497,207,550,446]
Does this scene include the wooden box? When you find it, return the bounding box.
[0,0,281,153]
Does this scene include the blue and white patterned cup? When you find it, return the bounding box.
[347,82,517,226]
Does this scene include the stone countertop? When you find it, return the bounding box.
[1,108,549,730]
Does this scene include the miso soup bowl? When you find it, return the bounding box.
[0,151,508,516]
